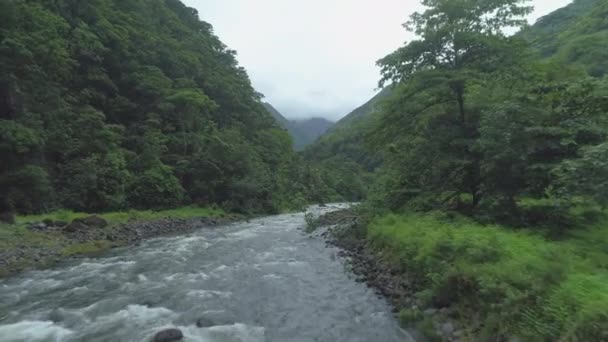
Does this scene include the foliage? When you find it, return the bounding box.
[0,0,332,215]
[523,0,608,77]
[368,213,608,340]
[364,0,608,227]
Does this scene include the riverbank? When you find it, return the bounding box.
[0,207,241,278]
[314,209,608,341]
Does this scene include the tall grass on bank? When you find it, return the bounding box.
[368,213,608,340]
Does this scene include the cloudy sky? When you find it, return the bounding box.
[182,0,573,121]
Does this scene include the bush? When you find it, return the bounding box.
[367,213,608,340]
[128,164,184,209]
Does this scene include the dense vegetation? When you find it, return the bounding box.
[522,0,608,77]
[371,0,607,225]
[304,0,608,340]
[301,88,392,200]
[0,0,334,216]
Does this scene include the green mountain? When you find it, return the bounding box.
[263,103,334,151]
[304,87,391,170]
[0,0,328,215]
[522,0,607,77]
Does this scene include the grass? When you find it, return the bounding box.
[15,205,226,226]
[368,212,608,341]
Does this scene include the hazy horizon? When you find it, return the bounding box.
[183,0,574,121]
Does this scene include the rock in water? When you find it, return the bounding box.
[195,317,215,328]
[152,328,183,342]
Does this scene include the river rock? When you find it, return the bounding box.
[423,308,437,316]
[195,317,215,328]
[28,222,47,230]
[152,328,183,342]
[77,215,108,228]
[64,220,89,233]
[440,322,455,336]
[54,220,68,227]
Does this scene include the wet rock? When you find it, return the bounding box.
[195,317,215,328]
[152,328,183,342]
[142,300,160,308]
[49,308,64,323]
[77,215,108,228]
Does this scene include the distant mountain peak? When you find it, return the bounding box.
[263,103,334,150]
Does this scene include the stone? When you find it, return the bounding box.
[440,322,455,336]
[423,308,437,316]
[64,220,88,233]
[43,218,54,226]
[195,317,215,328]
[29,222,47,230]
[77,215,108,228]
[152,328,183,342]
[54,220,68,227]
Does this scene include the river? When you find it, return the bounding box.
[0,205,413,342]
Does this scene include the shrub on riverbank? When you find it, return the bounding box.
[368,213,608,340]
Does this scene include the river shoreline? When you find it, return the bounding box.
[0,215,240,279]
[314,209,466,341]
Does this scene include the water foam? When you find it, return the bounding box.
[0,321,73,342]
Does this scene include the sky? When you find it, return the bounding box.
[182,0,574,121]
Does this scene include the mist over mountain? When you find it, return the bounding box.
[263,103,334,150]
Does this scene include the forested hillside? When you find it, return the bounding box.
[304,87,391,171]
[263,103,334,150]
[0,0,329,216]
[522,0,607,76]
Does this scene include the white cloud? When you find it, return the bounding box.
[183,0,574,120]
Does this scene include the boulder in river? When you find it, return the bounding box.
[195,317,215,328]
[152,328,183,342]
